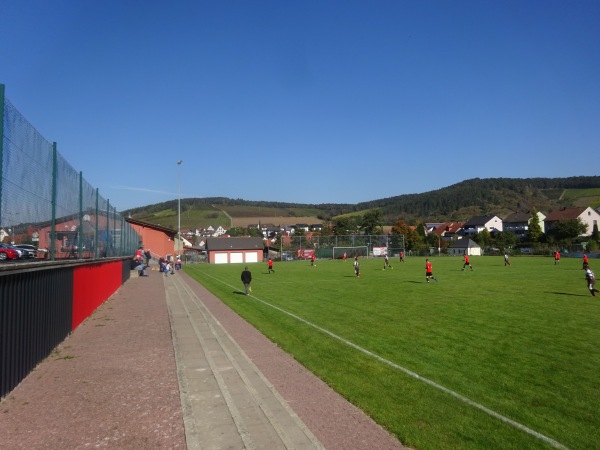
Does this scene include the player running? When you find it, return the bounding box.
[425,258,438,283]
[383,254,393,270]
[585,267,599,297]
[354,256,361,277]
[462,254,473,271]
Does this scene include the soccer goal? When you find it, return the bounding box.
[332,246,369,259]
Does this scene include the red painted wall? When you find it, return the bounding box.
[72,261,123,330]
[128,223,176,261]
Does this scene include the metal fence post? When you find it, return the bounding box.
[50,143,57,261]
[0,84,4,227]
[106,200,110,257]
[78,171,83,258]
[95,188,99,258]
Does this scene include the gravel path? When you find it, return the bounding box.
[0,270,405,449]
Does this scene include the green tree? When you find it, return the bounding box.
[247,227,262,237]
[527,209,543,243]
[407,228,426,253]
[547,219,587,243]
[495,231,518,252]
[226,227,247,237]
[333,217,359,235]
[361,209,384,235]
[318,220,334,236]
[473,229,491,249]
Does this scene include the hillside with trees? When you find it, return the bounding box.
[124,176,600,228]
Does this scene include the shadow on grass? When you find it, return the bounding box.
[547,291,589,297]
[233,291,249,296]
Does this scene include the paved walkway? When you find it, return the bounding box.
[0,268,404,449]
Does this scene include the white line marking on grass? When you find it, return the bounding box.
[201,272,569,450]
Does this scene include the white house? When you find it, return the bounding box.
[461,215,503,236]
[502,211,546,239]
[448,238,482,256]
[544,207,600,236]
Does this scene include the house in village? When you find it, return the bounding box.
[126,218,180,261]
[448,238,482,256]
[34,214,103,258]
[431,222,464,241]
[204,237,264,264]
[460,215,503,236]
[295,223,310,233]
[544,207,600,237]
[502,211,546,240]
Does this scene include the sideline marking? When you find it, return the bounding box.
[200,271,569,450]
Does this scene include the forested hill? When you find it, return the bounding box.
[124,176,600,224]
[355,176,600,222]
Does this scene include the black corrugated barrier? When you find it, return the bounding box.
[0,259,130,399]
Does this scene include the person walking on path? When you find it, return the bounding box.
[462,253,473,271]
[426,258,438,283]
[555,250,561,265]
[241,266,252,295]
[354,256,361,277]
[383,254,393,270]
[585,267,599,297]
[504,253,511,266]
[268,258,275,274]
[144,248,152,266]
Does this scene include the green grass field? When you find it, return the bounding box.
[184,255,600,450]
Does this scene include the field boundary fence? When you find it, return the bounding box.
[276,234,405,261]
[0,84,139,260]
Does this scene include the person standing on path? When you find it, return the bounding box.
[241,266,252,295]
[268,258,275,274]
[462,253,473,271]
[426,258,438,283]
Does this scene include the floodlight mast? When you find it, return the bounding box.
[177,160,182,259]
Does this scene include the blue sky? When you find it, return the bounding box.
[2,1,599,211]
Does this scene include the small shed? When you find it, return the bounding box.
[206,237,264,264]
[448,238,482,256]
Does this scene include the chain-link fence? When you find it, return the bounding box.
[275,234,405,261]
[0,84,139,260]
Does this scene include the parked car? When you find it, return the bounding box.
[14,244,38,258]
[2,243,27,258]
[0,245,20,261]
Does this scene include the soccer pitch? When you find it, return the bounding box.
[184,255,600,450]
